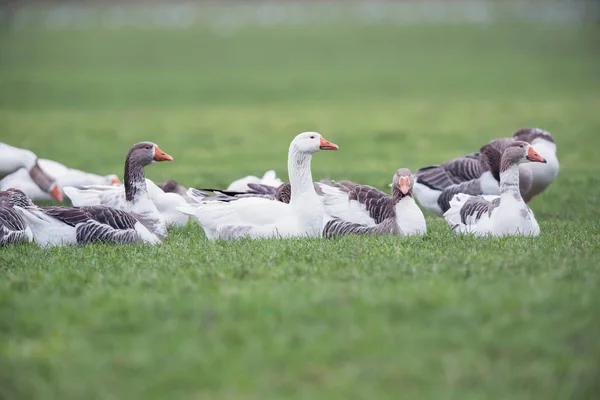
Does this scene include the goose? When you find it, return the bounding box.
[443,141,546,236]
[177,132,338,240]
[0,143,63,202]
[6,188,161,246]
[225,170,283,192]
[320,168,427,237]
[63,142,174,237]
[0,190,33,245]
[0,158,120,201]
[414,128,558,215]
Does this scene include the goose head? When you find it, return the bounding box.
[127,142,173,167]
[392,168,414,199]
[106,174,121,185]
[502,141,547,168]
[291,132,339,154]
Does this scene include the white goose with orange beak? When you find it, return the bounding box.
[444,142,546,237]
[318,168,427,237]
[178,132,339,240]
[64,142,175,239]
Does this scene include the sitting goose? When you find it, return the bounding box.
[225,170,284,192]
[177,132,339,240]
[443,141,546,236]
[7,189,161,246]
[414,128,558,215]
[0,158,120,202]
[0,190,33,245]
[63,142,175,235]
[320,168,427,237]
[0,143,63,202]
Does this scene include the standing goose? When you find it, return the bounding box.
[443,141,546,236]
[177,132,338,240]
[63,142,174,236]
[0,158,120,201]
[7,189,162,246]
[0,190,33,245]
[414,128,557,215]
[320,168,427,237]
[0,143,63,202]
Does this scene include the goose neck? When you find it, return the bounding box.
[288,146,315,202]
[499,163,521,196]
[124,156,147,202]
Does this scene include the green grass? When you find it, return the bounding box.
[1,14,600,400]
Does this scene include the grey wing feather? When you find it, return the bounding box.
[76,219,139,244]
[41,206,92,226]
[324,218,398,238]
[437,179,484,213]
[349,185,395,224]
[416,154,486,191]
[0,206,31,244]
[459,196,501,224]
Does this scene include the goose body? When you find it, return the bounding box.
[178,132,338,240]
[0,191,33,245]
[63,142,175,236]
[444,142,545,237]
[320,169,426,237]
[65,178,189,227]
[0,143,63,202]
[414,128,558,215]
[0,158,119,201]
[3,188,160,246]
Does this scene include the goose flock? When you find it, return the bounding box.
[0,127,558,246]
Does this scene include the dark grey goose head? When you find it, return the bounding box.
[500,141,547,173]
[391,168,414,201]
[124,142,173,201]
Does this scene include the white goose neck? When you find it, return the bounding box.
[500,163,521,196]
[287,145,315,203]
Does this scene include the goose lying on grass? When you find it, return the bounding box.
[0,158,120,201]
[178,132,338,240]
[0,143,63,202]
[64,142,176,236]
[414,128,558,215]
[443,141,546,237]
[7,188,161,246]
[321,168,427,237]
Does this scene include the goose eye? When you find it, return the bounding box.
[145,146,151,150]
[310,136,315,139]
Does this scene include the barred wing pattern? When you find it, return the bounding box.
[324,218,398,238]
[0,206,32,244]
[42,206,142,244]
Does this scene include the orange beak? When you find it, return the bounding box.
[110,176,121,185]
[50,184,63,202]
[526,146,546,163]
[399,177,410,194]
[154,145,173,162]
[319,136,339,151]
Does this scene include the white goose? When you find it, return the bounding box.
[320,168,427,237]
[414,128,558,215]
[0,143,63,202]
[7,189,161,247]
[443,141,546,236]
[63,142,174,238]
[0,158,120,201]
[178,132,339,240]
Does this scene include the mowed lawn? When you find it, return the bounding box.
[1,16,600,399]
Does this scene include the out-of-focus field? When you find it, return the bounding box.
[1,3,599,399]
